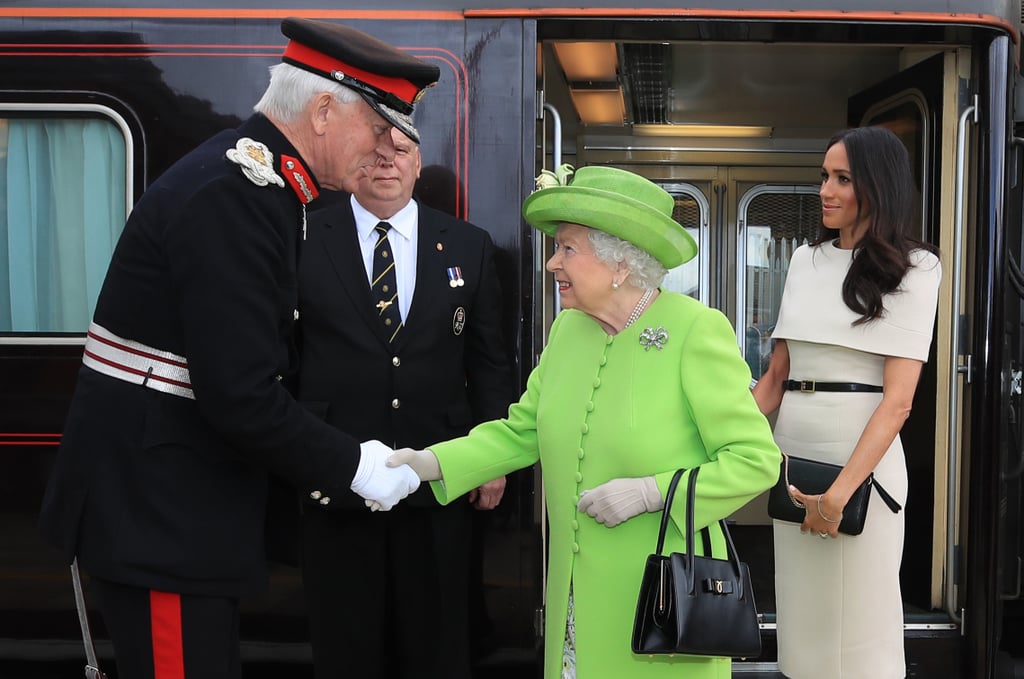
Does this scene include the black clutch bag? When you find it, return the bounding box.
[766,453,902,536]
[632,467,761,658]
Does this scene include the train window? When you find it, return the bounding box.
[738,186,820,379]
[660,184,708,303]
[0,111,128,335]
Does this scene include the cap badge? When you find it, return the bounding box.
[446,266,465,288]
[639,326,669,351]
[226,138,285,189]
[452,306,466,336]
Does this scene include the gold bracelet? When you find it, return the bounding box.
[817,494,842,523]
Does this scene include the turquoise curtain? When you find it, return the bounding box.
[0,117,126,332]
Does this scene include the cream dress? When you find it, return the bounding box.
[770,241,941,679]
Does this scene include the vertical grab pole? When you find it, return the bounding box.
[543,102,562,169]
[535,101,563,632]
[947,95,978,624]
[541,102,562,321]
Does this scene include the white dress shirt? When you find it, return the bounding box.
[351,195,419,322]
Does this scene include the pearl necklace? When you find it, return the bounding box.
[623,288,654,330]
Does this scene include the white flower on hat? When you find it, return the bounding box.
[533,163,575,192]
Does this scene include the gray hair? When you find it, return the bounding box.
[588,229,667,289]
[254,63,361,123]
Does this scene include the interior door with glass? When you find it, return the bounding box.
[658,182,710,304]
[737,184,823,381]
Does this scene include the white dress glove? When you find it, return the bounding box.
[577,476,663,527]
[386,448,442,481]
[350,440,420,511]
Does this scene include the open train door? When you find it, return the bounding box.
[847,51,963,671]
[848,32,1024,675]
[995,99,1024,677]
[997,90,1024,676]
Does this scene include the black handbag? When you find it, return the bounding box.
[766,453,902,536]
[631,467,761,658]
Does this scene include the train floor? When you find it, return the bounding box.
[0,635,967,677]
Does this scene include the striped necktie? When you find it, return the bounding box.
[371,221,402,342]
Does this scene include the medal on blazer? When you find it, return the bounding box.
[446,266,464,288]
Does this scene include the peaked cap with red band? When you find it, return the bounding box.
[280,18,439,143]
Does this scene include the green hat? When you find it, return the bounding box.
[522,165,697,268]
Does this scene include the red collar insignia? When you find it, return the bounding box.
[280,155,320,205]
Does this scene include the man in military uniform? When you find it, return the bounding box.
[297,128,514,678]
[38,18,439,679]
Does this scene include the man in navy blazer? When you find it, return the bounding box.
[37,19,435,679]
[297,127,514,679]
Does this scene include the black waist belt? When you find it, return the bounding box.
[784,380,882,393]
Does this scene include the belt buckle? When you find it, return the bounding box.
[799,380,816,393]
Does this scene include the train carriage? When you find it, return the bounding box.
[1,1,1023,676]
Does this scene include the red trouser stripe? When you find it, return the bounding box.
[150,590,185,679]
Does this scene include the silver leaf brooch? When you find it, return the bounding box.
[639,326,669,351]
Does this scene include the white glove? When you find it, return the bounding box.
[350,440,420,511]
[386,448,442,481]
[577,476,663,527]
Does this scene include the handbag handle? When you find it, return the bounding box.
[655,468,709,555]
[656,467,749,599]
[683,468,748,597]
[654,468,687,555]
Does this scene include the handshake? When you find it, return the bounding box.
[349,441,442,511]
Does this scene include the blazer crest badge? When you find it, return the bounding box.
[452,306,466,336]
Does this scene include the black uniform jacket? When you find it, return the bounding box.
[297,197,513,508]
[39,115,361,596]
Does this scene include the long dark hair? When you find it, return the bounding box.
[813,126,939,324]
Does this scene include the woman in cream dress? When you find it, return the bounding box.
[754,127,941,678]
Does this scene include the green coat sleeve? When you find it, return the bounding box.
[658,305,781,541]
[427,314,564,503]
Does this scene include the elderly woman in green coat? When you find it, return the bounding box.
[388,166,781,678]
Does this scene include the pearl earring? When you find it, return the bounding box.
[612,281,620,289]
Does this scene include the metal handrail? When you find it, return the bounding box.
[536,101,563,616]
[542,102,563,320]
[543,102,562,169]
[946,96,977,624]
